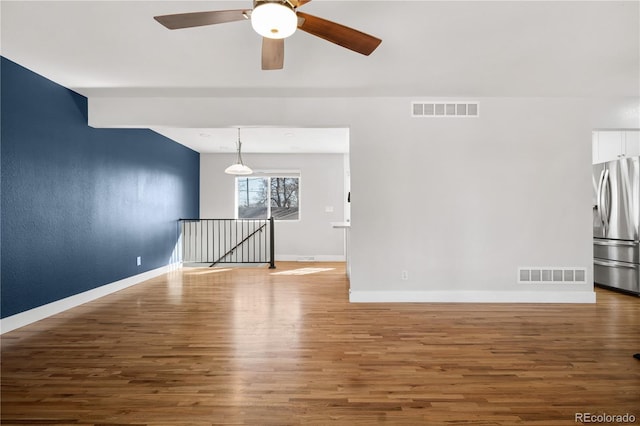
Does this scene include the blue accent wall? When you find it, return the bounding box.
[1,57,200,318]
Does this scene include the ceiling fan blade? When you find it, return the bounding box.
[262,38,284,70]
[154,10,249,30]
[291,0,312,7]
[296,11,381,56]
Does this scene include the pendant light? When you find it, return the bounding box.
[225,128,253,175]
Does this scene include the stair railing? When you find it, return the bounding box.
[178,217,275,269]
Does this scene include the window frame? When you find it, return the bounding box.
[234,172,301,222]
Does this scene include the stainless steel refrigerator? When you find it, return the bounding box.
[593,156,640,295]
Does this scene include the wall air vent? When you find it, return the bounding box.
[411,101,479,118]
[518,267,587,284]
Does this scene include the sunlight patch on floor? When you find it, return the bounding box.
[271,267,335,276]
[185,268,234,275]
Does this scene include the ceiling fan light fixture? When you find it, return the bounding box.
[251,2,297,39]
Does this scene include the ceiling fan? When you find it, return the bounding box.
[154,0,382,70]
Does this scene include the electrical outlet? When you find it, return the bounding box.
[137,256,141,266]
[401,270,409,280]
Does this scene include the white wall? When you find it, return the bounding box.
[200,153,347,261]
[350,98,591,300]
[91,95,640,302]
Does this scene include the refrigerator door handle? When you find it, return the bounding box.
[601,169,611,231]
[594,259,639,270]
[593,239,639,247]
[596,169,606,227]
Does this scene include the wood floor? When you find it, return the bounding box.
[2,262,639,425]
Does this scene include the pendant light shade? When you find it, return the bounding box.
[225,128,253,175]
[224,162,253,175]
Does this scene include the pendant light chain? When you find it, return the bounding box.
[237,128,245,166]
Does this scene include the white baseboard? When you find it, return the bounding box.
[1,264,179,334]
[276,255,346,262]
[349,290,596,304]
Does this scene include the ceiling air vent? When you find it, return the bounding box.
[412,101,479,118]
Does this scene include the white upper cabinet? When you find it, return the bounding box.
[592,130,640,164]
[593,131,623,164]
[624,130,640,158]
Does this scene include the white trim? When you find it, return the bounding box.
[0,264,179,334]
[276,255,346,262]
[349,290,596,304]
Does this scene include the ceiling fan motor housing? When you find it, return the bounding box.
[253,0,297,10]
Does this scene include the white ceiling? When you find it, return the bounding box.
[1,0,638,153]
[152,126,349,154]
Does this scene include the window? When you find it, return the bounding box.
[236,175,300,220]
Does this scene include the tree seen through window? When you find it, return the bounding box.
[237,176,299,220]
